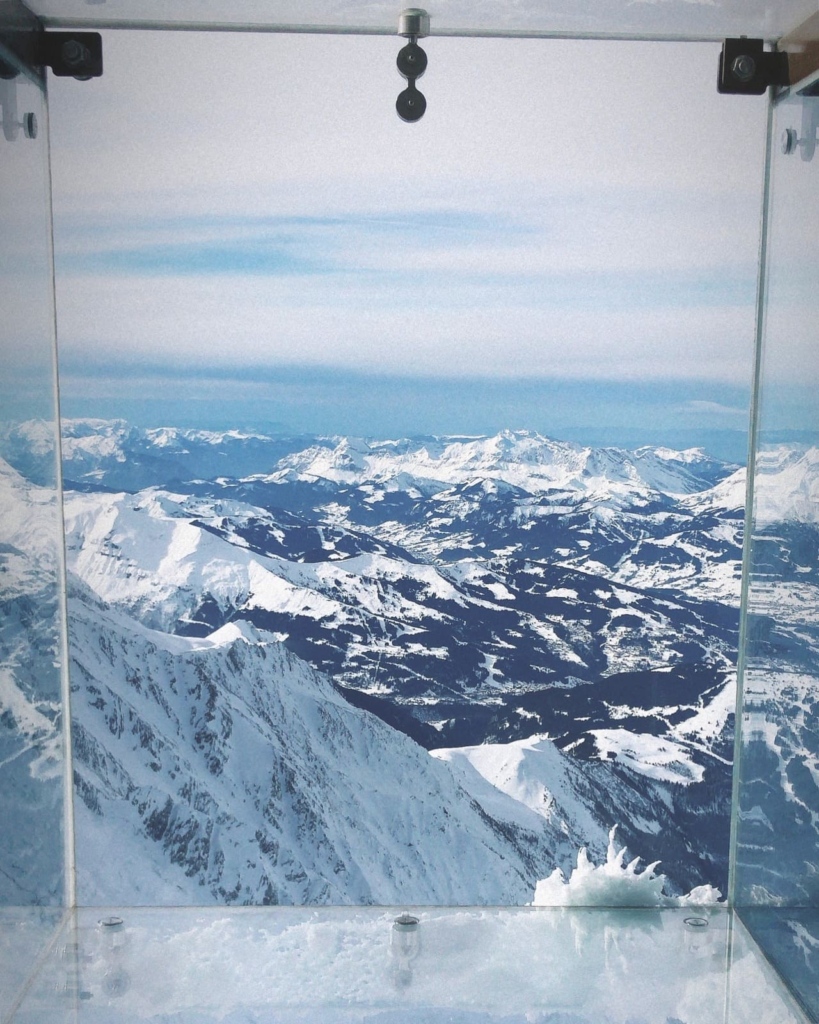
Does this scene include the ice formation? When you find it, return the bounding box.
[532,826,723,907]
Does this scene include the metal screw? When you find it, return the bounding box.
[731,54,756,82]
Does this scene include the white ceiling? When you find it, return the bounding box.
[26,0,819,43]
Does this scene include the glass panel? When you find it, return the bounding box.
[8,906,809,1024]
[49,32,765,908]
[732,77,819,1024]
[733,85,819,907]
[0,37,69,1024]
[24,0,819,44]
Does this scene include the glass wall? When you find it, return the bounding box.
[732,77,819,1022]
[45,29,767,909]
[0,22,71,1023]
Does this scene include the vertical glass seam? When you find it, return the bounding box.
[723,909,736,1023]
[727,88,776,908]
[43,74,77,911]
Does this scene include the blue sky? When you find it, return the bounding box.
[48,31,770,457]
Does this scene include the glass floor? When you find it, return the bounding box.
[739,908,819,1024]
[0,906,808,1024]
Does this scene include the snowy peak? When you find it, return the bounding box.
[267,429,736,501]
[754,445,819,524]
[1,418,742,506]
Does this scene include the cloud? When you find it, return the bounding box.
[48,32,767,390]
[682,400,748,418]
[55,267,755,383]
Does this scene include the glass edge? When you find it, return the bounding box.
[727,88,776,909]
[41,74,77,911]
[36,17,751,44]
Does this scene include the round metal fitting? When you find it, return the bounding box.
[398,8,430,39]
[393,912,420,929]
[683,916,709,929]
[23,112,37,139]
[396,85,426,122]
[731,54,756,83]
[99,915,125,930]
[781,127,799,155]
[397,42,427,79]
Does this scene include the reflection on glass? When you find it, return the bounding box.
[9,906,806,1024]
[734,89,819,909]
[0,66,65,908]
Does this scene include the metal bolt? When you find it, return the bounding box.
[731,54,756,83]
[61,39,90,68]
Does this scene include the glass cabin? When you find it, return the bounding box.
[1,0,818,1021]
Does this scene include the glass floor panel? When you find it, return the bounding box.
[738,908,819,1024]
[0,908,65,1023]
[5,906,808,1024]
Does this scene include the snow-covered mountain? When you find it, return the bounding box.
[70,574,735,903]
[0,418,310,491]
[49,419,752,899]
[2,418,768,902]
[259,429,729,495]
[753,444,819,525]
[0,455,65,904]
[70,582,551,905]
[74,578,694,905]
[61,486,739,697]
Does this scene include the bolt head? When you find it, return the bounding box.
[61,39,87,67]
[731,54,756,82]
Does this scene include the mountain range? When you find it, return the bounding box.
[5,420,796,903]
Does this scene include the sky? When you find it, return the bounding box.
[47,30,772,458]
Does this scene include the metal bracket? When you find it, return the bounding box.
[0,1,102,81]
[40,32,103,79]
[396,8,428,123]
[717,38,789,95]
[0,75,37,140]
[781,97,819,162]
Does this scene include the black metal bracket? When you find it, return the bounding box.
[718,38,789,95]
[40,32,103,79]
[0,1,101,81]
